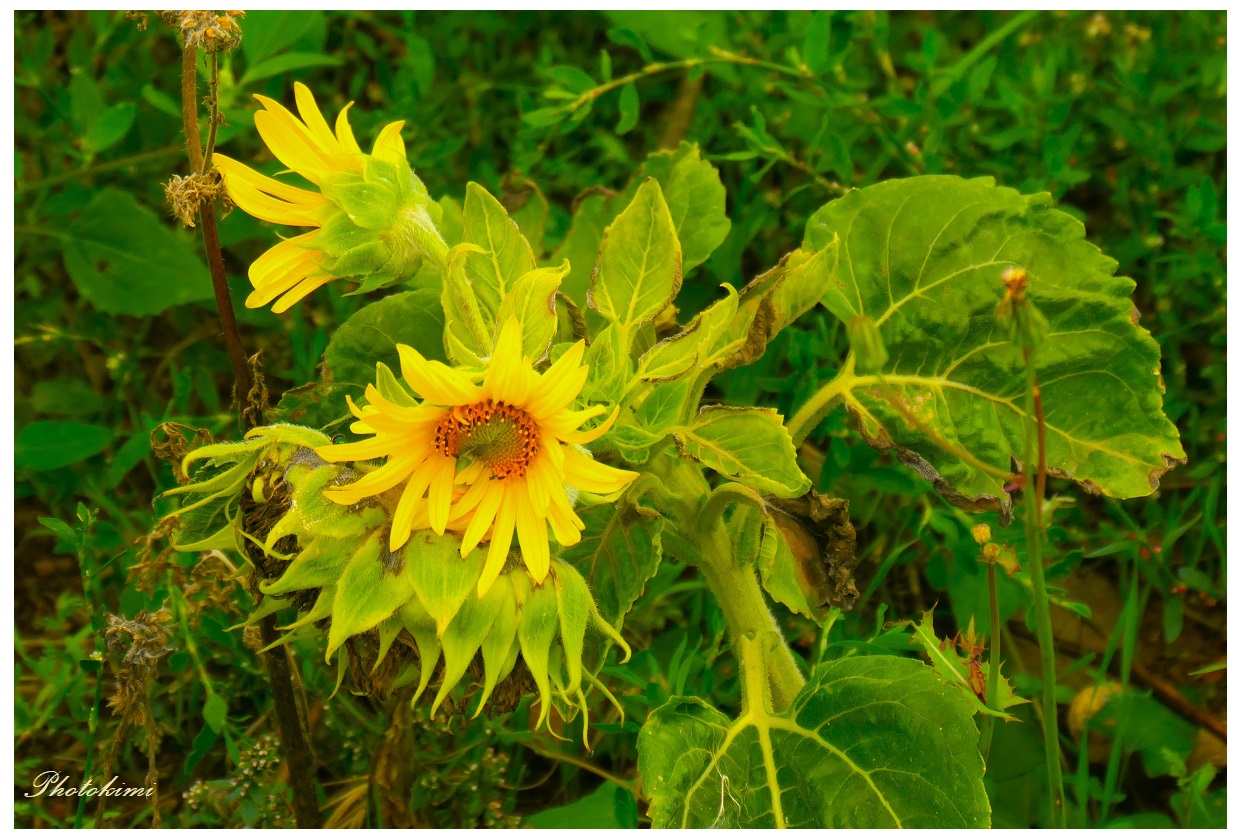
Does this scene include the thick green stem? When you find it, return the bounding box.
[696,484,805,713]
[699,553,805,713]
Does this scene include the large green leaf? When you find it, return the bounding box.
[16,420,113,471]
[641,142,731,274]
[713,245,837,372]
[527,782,638,829]
[556,143,730,306]
[590,178,682,336]
[495,261,569,362]
[63,189,213,316]
[638,654,990,828]
[442,183,538,364]
[803,175,1185,514]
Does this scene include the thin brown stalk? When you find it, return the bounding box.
[178,40,321,828]
[180,45,253,420]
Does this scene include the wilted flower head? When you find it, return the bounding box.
[164,424,630,730]
[214,83,448,312]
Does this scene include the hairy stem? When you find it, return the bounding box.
[260,617,324,827]
[1022,351,1065,826]
[696,484,805,713]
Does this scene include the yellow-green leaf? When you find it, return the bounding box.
[589,179,682,336]
[674,406,810,498]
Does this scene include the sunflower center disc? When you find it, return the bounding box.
[433,399,539,479]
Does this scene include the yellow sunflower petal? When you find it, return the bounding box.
[346,393,441,437]
[293,82,341,156]
[214,153,329,210]
[271,274,335,313]
[539,434,566,473]
[427,458,458,534]
[371,120,407,164]
[331,451,422,498]
[397,344,481,405]
[539,404,608,438]
[461,480,503,557]
[454,460,488,486]
[524,456,556,516]
[314,434,400,463]
[449,476,491,521]
[249,230,320,284]
[217,162,324,226]
[524,342,589,418]
[514,484,551,582]
[477,501,515,597]
[562,447,638,495]
[334,102,362,154]
[389,454,451,544]
[483,318,533,405]
[246,251,322,309]
[253,97,336,183]
[546,493,584,546]
[560,406,621,445]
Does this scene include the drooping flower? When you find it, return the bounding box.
[316,318,638,596]
[214,82,447,313]
[163,424,630,728]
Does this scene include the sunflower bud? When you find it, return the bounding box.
[994,266,1048,353]
[846,314,889,375]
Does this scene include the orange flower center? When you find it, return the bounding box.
[433,399,539,479]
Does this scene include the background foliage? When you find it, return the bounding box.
[14,10,1226,828]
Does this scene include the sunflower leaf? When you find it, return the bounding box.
[326,529,411,659]
[589,178,682,340]
[802,175,1186,513]
[496,261,570,362]
[442,182,538,365]
[673,406,810,499]
[637,654,991,828]
[559,488,664,626]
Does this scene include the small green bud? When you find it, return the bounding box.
[994,266,1049,352]
[847,314,889,374]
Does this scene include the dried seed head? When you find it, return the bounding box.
[162,10,244,52]
[164,170,231,228]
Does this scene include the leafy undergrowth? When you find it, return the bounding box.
[15,10,1225,829]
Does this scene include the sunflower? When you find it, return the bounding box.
[316,318,637,596]
[214,82,446,313]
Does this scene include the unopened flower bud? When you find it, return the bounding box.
[847,314,889,374]
[994,266,1049,352]
[971,523,991,546]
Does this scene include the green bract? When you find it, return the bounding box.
[313,153,449,293]
[163,425,629,726]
